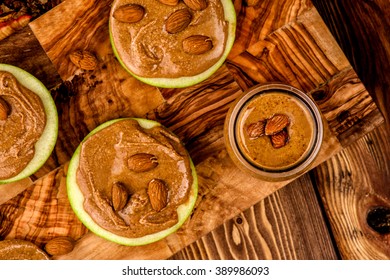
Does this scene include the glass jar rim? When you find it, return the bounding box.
[226,83,324,181]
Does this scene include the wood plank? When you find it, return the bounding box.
[0,25,61,90]
[0,0,384,259]
[311,0,390,259]
[313,126,390,259]
[170,173,338,260]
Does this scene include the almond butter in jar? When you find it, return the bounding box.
[224,83,324,181]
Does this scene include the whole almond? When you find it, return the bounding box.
[0,97,10,120]
[128,153,158,172]
[69,50,98,71]
[44,236,75,256]
[265,114,290,135]
[147,179,168,212]
[112,182,128,211]
[113,4,145,23]
[246,120,266,139]
[183,0,208,11]
[270,129,289,149]
[165,8,192,34]
[182,35,213,55]
[157,0,179,6]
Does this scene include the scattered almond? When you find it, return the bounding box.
[165,8,192,34]
[0,97,10,120]
[128,153,158,172]
[112,182,128,211]
[69,50,98,71]
[246,120,266,139]
[157,0,179,6]
[265,114,290,135]
[182,35,213,55]
[183,0,208,11]
[147,179,168,212]
[113,4,145,23]
[44,236,75,256]
[270,129,289,149]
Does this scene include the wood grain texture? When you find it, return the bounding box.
[0,0,384,259]
[0,164,88,248]
[311,0,390,259]
[313,126,390,259]
[312,0,390,124]
[170,173,338,260]
[0,25,61,90]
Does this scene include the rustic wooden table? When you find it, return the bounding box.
[0,0,389,259]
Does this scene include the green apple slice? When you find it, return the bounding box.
[109,0,236,88]
[0,64,58,184]
[66,118,198,246]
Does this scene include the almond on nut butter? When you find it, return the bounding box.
[270,129,289,149]
[246,120,266,139]
[157,0,179,6]
[0,97,10,120]
[183,0,208,11]
[147,179,168,212]
[111,182,128,211]
[44,236,75,256]
[182,35,213,55]
[265,113,290,136]
[128,153,158,172]
[113,4,145,23]
[165,8,192,34]
[69,50,98,71]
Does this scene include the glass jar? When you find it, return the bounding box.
[224,83,323,181]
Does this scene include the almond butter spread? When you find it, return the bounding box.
[76,119,193,238]
[237,92,314,171]
[0,71,46,180]
[110,0,228,78]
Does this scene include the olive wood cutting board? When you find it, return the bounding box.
[0,0,384,259]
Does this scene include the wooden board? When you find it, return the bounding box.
[0,0,384,259]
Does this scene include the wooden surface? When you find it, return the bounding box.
[0,0,387,259]
[172,0,390,260]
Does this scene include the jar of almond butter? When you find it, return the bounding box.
[224,83,324,181]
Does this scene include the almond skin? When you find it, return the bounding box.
[147,179,168,212]
[0,97,10,120]
[265,113,290,135]
[44,236,75,256]
[246,120,266,139]
[111,182,128,211]
[69,50,98,71]
[270,129,289,149]
[183,0,208,11]
[165,8,192,34]
[128,153,158,172]
[157,0,179,6]
[182,35,213,55]
[113,4,145,23]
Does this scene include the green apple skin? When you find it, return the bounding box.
[0,64,58,185]
[67,118,198,246]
